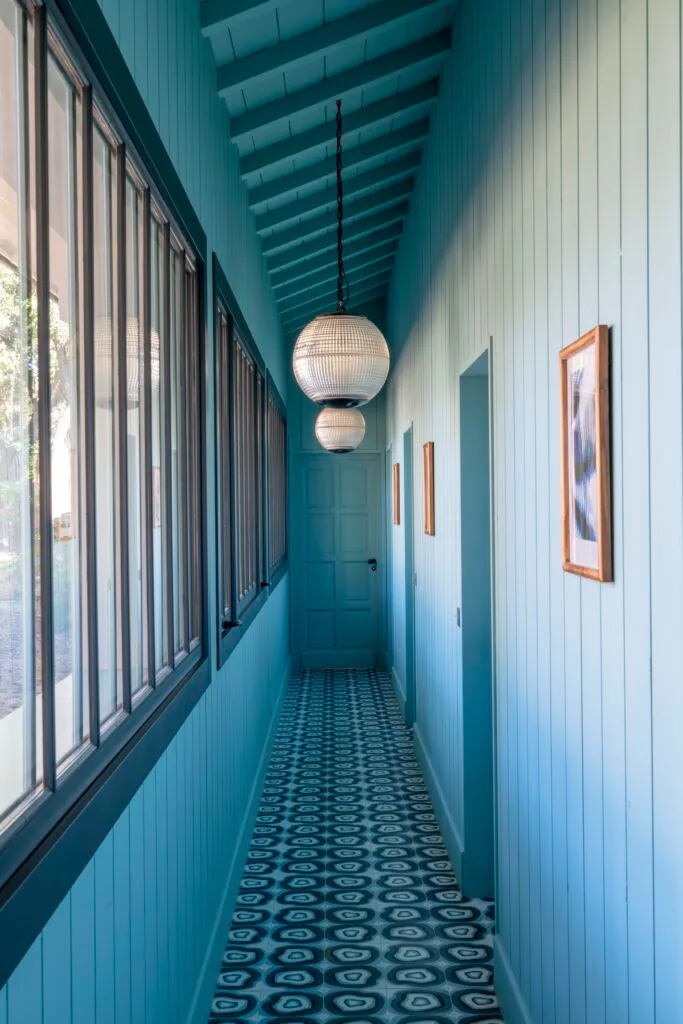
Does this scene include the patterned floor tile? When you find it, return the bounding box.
[207,669,503,1023]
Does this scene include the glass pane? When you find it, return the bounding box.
[92,126,119,723]
[125,179,146,693]
[187,268,200,644]
[219,312,230,623]
[0,0,42,822]
[169,248,185,656]
[47,52,88,761]
[150,216,167,673]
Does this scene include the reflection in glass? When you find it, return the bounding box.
[169,248,186,657]
[93,127,119,723]
[150,217,168,673]
[126,180,146,693]
[0,0,42,821]
[47,52,89,763]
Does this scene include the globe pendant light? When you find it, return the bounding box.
[292,99,390,408]
[315,406,366,453]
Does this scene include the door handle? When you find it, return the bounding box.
[368,558,378,572]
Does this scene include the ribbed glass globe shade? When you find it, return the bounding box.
[293,313,390,407]
[315,407,366,454]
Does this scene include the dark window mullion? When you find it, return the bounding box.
[141,189,155,684]
[179,262,190,653]
[228,324,239,621]
[34,5,55,789]
[81,85,100,739]
[114,143,131,713]
[161,225,174,664]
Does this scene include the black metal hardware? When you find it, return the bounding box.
[368,558,378,572]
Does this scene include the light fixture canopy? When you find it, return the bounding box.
[314,406,366,453]
[292,99,390,409]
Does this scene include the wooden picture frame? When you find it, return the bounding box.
[393,463,400,525]
[559,325,612,581]
[423,441,435,536]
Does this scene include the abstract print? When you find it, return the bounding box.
[567,345,598,570]
[208,669,502,1024]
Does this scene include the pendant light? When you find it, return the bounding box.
[315,406,366,453]
[292,100,390,408]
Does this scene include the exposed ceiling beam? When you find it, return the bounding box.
[217,0,450,94]
[249,119,428,207]
[278,259,395,317]
[240,79,439,178]
[283,282,389,331]
[228,29,451,135]
[262,178,413,255]
[266,202,409,273]
[200,0,278,34]
[256,151,420,234]
[275,240,399,302]
[271,221,404,290]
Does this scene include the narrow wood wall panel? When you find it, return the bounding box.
[385,0,683,1021]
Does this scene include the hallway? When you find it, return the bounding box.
[207,670,501,1023]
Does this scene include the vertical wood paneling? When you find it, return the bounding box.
[385,0,683,1021]
[41,897,72,1023]
[6,940,42,1024]
[70,863,95,1024]
[596,0,628,1019]
[112,808,132,1023]
[648,0,683,1017]
[94,835,116,1024]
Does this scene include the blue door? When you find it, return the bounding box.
[291,453,383,669]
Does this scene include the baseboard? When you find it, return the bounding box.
[494,934,533,1024]
[186,655,290,1024]
[412,722,464,885]
[390,666,406,715]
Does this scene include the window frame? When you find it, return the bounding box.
[0,0,209,988]
[213,256,287,668]
[266,373,288,589]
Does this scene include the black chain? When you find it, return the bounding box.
[335,99,349,313]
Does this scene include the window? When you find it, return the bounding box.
[0,0,204,856]
[267,382,287,579]
[214,258,287,665]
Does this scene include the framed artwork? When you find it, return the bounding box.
[423,441,435,536]
[559,326,612,581]
[393,463,400,525]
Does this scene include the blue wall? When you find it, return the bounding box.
[0,0,290,1020]
[385,0,683,1021]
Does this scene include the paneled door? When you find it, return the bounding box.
[291,453,384,668]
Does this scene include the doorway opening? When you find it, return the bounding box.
[459,350,495,899]
[403,426,416,727]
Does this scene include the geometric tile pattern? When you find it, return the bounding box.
[208,669,503,1023]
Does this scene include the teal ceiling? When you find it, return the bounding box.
[201,0,454,336]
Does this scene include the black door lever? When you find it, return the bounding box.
[368,558,378,572]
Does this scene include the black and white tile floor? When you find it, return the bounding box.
[208,669,503,1024]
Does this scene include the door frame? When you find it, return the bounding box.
[458,339,498,901]
[403,425,416,726]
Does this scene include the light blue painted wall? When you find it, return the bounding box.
[385,0,683,1021]
[0,0,290,1020]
